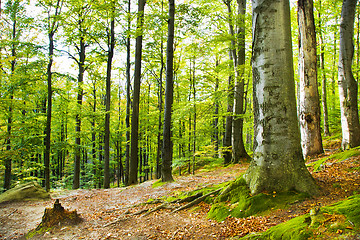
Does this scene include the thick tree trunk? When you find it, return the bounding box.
[161,0,175,182]
[129,0,146,185]
[338,0,360,149]
[297,0,323,158]
[244,0,319,196]
[104,7,116,189]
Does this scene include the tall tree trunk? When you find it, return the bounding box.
[244,0,319,196]
[318,1,330,136]
[44,31,54,192]
[104,4,116,189]
[232,0,250,163]
[223,51,234,165]
[73,36,86,189]
[338,0,360,149]
[125,0,131,186]
[214,59,220,157]
[4,17,17,191]
[297,0,324,158]
[129,0,146,185]
[191,58,196,175]
[44,0,62,193]
[156,2,165,179]
[161,0,175,182]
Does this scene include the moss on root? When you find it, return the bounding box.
[241,194,360,239]
[207,177,308,222]
[309,147,360,172]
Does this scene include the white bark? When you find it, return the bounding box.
[338,0,360,149]
[297,0,323,158]
[244,0,318,196]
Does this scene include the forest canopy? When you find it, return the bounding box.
[0,0,358,193]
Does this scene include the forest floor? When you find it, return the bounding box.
[0,140,360,239]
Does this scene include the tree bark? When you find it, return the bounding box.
[73,35,86,190]
[297,0,324,158]
[338,0,360,149]
[244,0,319,196]
[104,2,116,189]
[223,51,234,165]
[318,0,330,137]
[232,0,250,163]
[129,0,146,185]
[161,0,175,182]
[125,0,131,186]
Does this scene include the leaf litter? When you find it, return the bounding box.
[0,147,359,239]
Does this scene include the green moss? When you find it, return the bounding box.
[0,182,50,204]
[152,179,166,188]
[323,194,360,227]
[242,194,360,239]
[308,147,360,172]
[208,177,308,221]
[242,215,312,240]
[207,203,230,222]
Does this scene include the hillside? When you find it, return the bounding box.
[0,142,359,239]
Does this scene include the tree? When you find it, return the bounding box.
[129,0,146,185]
[39,0,63,192]
[338,0,360,149]
[297,0,323,158]
[103,0,116,189]
[231,0,249,163]
[244,0,319,196]
[125,0,131,185]
[62,1,93,189]
[161,0,175,182]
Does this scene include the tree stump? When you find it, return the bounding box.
[36,199,82,230]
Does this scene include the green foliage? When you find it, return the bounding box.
[208,178,309,222]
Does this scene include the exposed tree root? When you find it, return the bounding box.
[171,188,223,213]
[103,186,224,227]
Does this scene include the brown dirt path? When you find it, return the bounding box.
[0,164,245,239]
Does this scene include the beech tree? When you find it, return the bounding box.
[129,0,146,185]
[244,0,319,195]
[297,0,323,158]
[161,0,175,182]
[338,0,360,149]
[38,0,63,192]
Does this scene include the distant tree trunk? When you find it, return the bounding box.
[161,0,175,182]
[338,0,360,149]
[129,0,146,185]
[192,58,196,175]
[73,35,86,190]
[44,31,54,192]
[156,3,165,179]
[213,59,220,157]
[232,0,250,163]
[318,1,330,136]
[4,16,17,191]
[223,51,234,165]
[125,0,131,186]
[44,0,62,192]
[104,5,116,189]
[297,0,324,158]
[244,0,319,196]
